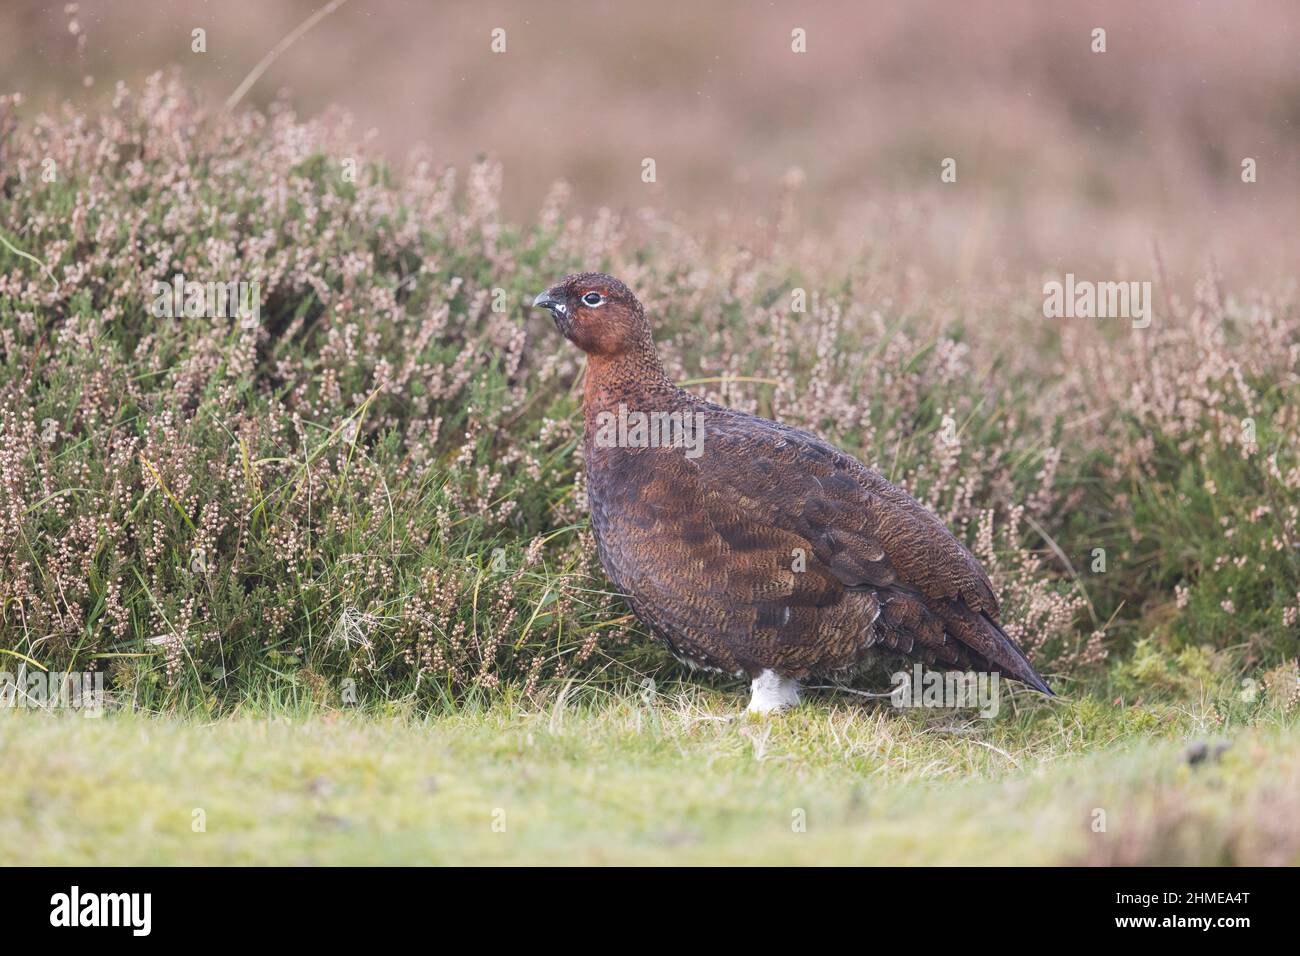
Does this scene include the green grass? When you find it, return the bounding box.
[4,684,1297,865]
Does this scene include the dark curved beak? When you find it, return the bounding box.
[532,287,572,336]
[532,289,564,313]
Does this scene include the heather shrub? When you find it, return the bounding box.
[1055,285,1300,673]
[0,75,1294,710]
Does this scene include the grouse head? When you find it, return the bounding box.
[532,272,651,357]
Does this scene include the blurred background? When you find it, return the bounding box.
[3,0,1298,281]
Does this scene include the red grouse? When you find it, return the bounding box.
[533,273,1053,713]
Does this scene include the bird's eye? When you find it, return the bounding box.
[581,292,605,307]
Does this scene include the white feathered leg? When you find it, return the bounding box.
[747,669,802,714]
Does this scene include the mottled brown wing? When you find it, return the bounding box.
[693,409,999,613]
[587,434,877,677]
[681,407,1050,691]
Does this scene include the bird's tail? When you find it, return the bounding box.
[869,590,1055,696]
[940,603,1055,696]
